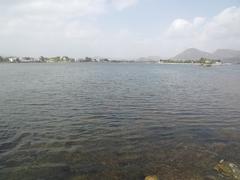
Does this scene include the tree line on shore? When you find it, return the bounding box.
[0,55,221,65]
[0,56,111,63]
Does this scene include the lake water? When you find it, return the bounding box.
[0,63,240,180]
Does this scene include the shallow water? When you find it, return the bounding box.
[0,63,240,180]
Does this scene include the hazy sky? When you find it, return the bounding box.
[0,0,240,58]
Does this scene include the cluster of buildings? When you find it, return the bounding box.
[0,55,223,65]
[0,56,112,63]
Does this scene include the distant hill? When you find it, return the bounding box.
[173,48,214,60]
[137,56,162,62]
[213,49,240,63]
[173,48,240,63]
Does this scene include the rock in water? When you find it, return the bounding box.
[144,175,158,180]
[214,160,240,179]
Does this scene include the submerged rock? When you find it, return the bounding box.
[214,160,240,179]
[144,175,158,180]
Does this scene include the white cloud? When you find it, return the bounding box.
[0,0,139,36]
[0,2,239,58]
[1,0,138,20]
[111,0,138,11]
[166,6,240,52]
[0,0,106,37]
[64,22,100,39]
[166,17,206,38]
[0,0,140,57]
[167,19,194,38]
[193,17,206,26]
[11,0,107,19]
[202,6,240,39]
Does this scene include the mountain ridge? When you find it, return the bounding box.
[173,48,240,63]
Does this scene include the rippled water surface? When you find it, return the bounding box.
[0,63,240,180]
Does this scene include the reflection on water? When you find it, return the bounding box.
[0,63,240,179]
